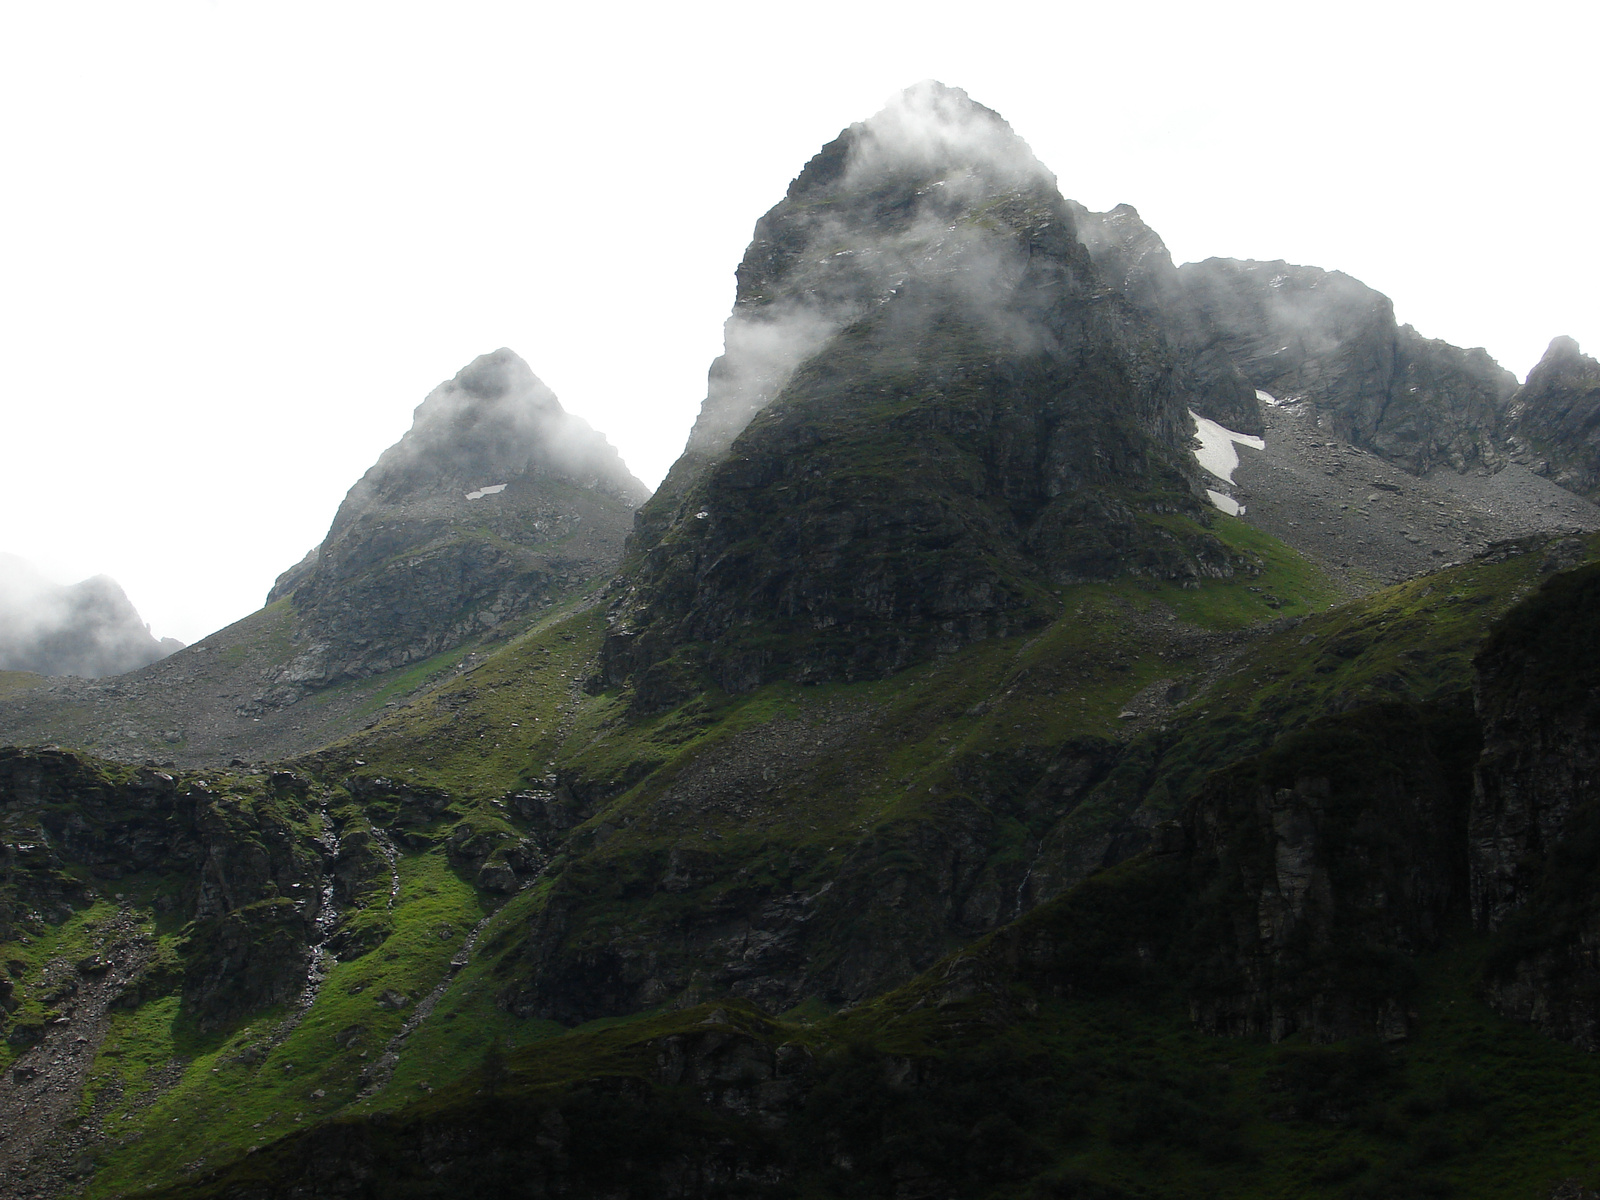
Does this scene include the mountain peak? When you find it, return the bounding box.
[607,87,1238,703]
[789,80,1048,205]
[261,351,649,694]
[1536,334,1588,370]
[374,348,572,496]
[451,346,544,400]
[1505,335,1600,499]
[1523,334,1599,395]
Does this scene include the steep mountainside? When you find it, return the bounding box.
[1067,202,1262,436]
[5,533,1600,1200]
[269,347,649,700]
[0,556,181,679]
[1471,560,1600,1048]
[8,84,1600,1200]
[0,351,647,766]
[605,84,1246,703]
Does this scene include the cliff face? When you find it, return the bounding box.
[1183,702,1473,1045]
[268,349,649,700]
[1175,258,1517,475]
[603,83,1243,704]
[0,750,365,1034]
[1470,561,1600,1049]
[1068,202,1263,436]
[1506,337,1600,501]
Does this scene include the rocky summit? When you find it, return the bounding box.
[1506,335,1600,499]
[267,347,649,702]
[605,84,1246,705]
[6,84,1600,1200]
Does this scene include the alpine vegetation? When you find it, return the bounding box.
[4,84,1600,1200]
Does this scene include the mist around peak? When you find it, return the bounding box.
[674,81,1064,473]
[340,347,647,518]
[256,350,650,699]
[0,553,182,678]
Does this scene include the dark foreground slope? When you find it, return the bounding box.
[121,541,1600,1200]
[0,529,1579,1200]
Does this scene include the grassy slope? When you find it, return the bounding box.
[17,528,1599,1197]
[67,519,1336,1194]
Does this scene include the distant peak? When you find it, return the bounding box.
[452,347,539,401]
[1524,335,1598,390]
[1542,335,1585,363]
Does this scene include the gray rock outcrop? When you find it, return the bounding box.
[1174,258,1518,474]
[1068,202,1263,435]
[1506,336,1600,500]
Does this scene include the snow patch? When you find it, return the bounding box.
[1191,410,1263,517]
[1190,410,1264,484]
[465,483,507,500]
[1256,388,1299,408]
[1206,489,1243,516]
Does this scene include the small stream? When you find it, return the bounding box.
[266,809,343,1048]
[369,824,402,909]
[1012,865,1034,920]
[356,907,498,1099]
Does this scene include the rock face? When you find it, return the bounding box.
[603,83,1243,704]
[267,349,649,700]
[1068,202,1263,436]
[1174,258,1518,475]
[1183,702,1472,1044]
[0,749,416,1038]
[0,554,181,678]
[1506,337,1600,500]
[0,750,339,1031]
[1471,561,1600,1049]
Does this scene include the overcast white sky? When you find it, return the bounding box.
[2,1,1595,645]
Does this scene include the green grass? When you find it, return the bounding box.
[85,849,503,1197]
[0,898,129,1072]
[19,531,1600,1199]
